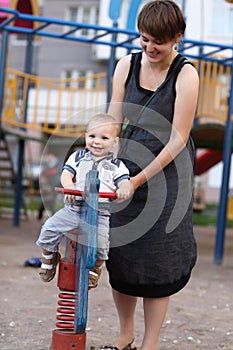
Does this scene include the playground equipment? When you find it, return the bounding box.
[2,68,107,137]
[53,170,116,350]
[0,3,233,265]
[195,150,223,176]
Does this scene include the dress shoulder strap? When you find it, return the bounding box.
[125,51,142,87]
[167,54,188,77]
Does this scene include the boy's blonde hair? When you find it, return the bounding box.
[86,113,118,136]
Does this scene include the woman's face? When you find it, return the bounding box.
[139,32,179,63]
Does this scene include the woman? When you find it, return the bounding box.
[100,1,199,349]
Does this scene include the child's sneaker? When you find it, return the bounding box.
[39,252,61,282]
[88,266,102,288]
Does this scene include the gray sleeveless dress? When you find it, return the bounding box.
[106,52,197,298]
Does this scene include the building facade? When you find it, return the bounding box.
[7,0,233,78]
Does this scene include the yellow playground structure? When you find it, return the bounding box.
[1,59,232,139]
[3,69,107,138]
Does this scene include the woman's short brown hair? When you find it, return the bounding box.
[137,0,186,43]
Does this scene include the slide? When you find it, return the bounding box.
[195,149,223,175]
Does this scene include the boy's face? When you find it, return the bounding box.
[85,123,119,158]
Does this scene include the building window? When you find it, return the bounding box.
[63,70,73,88]
[69,7,78,22]
[65,6,99,38]
[61,70,98,89]
[14,34,28,42]
[11,33,41,46]
[77,71,86,88]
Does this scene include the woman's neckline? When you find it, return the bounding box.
[136,52,181,93]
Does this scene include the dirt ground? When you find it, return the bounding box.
[0,214,233,350]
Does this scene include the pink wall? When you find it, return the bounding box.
[0,0,9,18]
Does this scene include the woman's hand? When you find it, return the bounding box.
[130,173,147,191]
[115,174,146,202]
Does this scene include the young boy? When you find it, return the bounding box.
[36,113,132,288]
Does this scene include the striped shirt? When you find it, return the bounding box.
[63,148,130,202]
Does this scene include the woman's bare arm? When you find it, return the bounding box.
[108,54,132,134]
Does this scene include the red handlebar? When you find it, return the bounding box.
[54,187,117,199]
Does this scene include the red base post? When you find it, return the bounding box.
[51,257,86,350]
[52,330,86,350]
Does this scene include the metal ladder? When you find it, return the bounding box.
[0,132,27,218]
